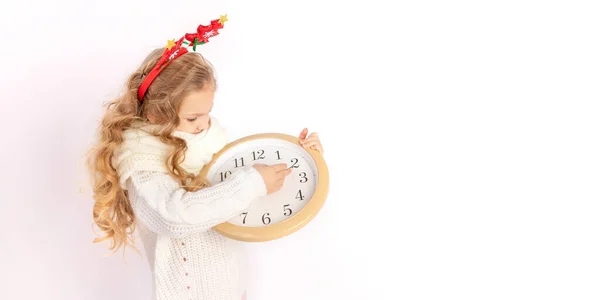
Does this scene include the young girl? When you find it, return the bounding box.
[87,17,324,300]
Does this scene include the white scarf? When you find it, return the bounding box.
[112,116,229,189]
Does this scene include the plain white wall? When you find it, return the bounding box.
[1,0,599,299]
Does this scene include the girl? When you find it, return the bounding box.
[87,17,324,300]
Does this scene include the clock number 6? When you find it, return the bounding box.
[262,213,271,225]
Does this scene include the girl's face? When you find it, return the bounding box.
[176,87,214,134]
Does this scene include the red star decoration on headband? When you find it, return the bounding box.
[184,17,226,44]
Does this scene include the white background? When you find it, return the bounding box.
[1,0,599,299]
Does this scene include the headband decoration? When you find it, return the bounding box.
[137,15,228,101]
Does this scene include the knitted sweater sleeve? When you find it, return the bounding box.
[125,166,267,238]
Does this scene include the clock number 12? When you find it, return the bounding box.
[252,150,265,161]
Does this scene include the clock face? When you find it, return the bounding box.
[206,138,319,227]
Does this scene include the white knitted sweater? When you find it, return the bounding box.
[112,117,266,300]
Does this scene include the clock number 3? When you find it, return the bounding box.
[299,172,308,183]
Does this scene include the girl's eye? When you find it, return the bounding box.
[187,118,197,122]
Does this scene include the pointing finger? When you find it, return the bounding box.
[276,168,292,179]
[272,163,288,172]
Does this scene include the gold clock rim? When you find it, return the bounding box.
[199,132,329,242]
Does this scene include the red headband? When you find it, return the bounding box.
[137,15,228,102]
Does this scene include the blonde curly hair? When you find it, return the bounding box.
[86,49,216,254]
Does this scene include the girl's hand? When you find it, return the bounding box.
[253,163,293,195]
[298,128,324,155]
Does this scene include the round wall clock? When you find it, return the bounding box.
[199,133,329,242]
